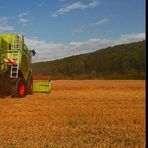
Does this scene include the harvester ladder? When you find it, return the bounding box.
[10,53,20,78]
[10,35,22,78]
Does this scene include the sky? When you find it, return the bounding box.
[0,0,145,62]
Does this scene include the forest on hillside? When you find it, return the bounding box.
[32,40,146,80]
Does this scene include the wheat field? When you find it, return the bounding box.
[0,80,145,147]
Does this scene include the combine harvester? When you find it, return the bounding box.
[0,34,51,97]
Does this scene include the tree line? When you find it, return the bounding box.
[32,40,145,80]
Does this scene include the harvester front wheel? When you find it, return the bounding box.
[11,78,26,98]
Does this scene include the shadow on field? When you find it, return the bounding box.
[0,89,10,98]
[0,77,10,98]
[0,82,10,98]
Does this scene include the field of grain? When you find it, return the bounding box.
[0,80,145,147]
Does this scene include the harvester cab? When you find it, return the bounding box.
[0,34,35,97]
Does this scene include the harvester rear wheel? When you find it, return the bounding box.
[11,78,26,98]
[0,76,10,96]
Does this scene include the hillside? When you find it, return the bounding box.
[32,40,146,79]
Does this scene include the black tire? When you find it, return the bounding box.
[0,75,11,96]
[27,75,33,94]
[11,78,26,98]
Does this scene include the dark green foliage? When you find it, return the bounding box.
[32,40,145,80]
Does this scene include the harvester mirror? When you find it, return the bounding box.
[30,50,36,56]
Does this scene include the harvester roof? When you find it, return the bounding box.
[0,34,22,44]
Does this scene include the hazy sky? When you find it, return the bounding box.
[0,0,145,62]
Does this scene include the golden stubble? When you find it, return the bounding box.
[0,80,145,147]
